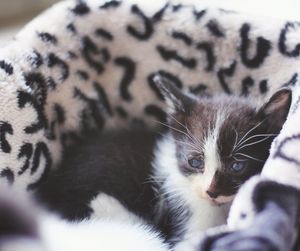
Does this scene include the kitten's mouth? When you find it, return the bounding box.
[209,200,224,207]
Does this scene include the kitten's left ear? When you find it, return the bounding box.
[153,74,196,114]
[257,88,292,131]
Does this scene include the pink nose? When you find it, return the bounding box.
[206,190,218,199]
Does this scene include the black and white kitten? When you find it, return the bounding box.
[36,75,291,250]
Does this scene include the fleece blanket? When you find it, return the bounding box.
[0,0,299,248]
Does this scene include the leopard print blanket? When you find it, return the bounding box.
[0,0,299,246]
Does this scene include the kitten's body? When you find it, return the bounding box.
[36,76,291,250]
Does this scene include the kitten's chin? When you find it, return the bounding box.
[205,195,235,207]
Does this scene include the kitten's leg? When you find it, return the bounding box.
[89,193,143,224]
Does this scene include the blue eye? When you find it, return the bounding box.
[230,161,247,173]
[188,158,204,169]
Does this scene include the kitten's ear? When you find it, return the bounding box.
[153,74,196,114]
[257,88,292,131]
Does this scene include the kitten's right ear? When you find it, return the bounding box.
[153,74,196,114]
[257,88,292,132]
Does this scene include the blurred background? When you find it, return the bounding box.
[0,0,59,46]
[0,0,300,47]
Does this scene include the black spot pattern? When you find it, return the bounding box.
[74,87,105,129]
[259,80,268,94]
[144,105,167,122]
[274,134,300,166]
[241,76,254,96]
[76,70,89,81]
[81,36,105,74]
[172,4,183,12]
[46,77,57,90]
[66,23,77,34]
[95,28,114,41]
[115,106,128,119]
[0,168,14,184]
[157,45,197,69]
[189,84,208,95]
[93,82,113,116]
[46,53,69,82]
[24,72,47,106]
[101,48,111,63]
[37,32,58,45]
[67,51,78,59]
[17,91,48,134]
[196,42,216,71]
[99,0,121,9]
[18,143,33,175]
[0,60,13,75]
[206,19,225,37]
[148,71,183,101]
[0,122,13,153]
[282,73,298,87]
[217,61,236,94]
[279,22,300,57]
[240,23,272,68]
[152,3,169,23]
[27,142,52,190]
[53,103,65,125]
[171,31,193,46]
[27,51,43,69]
[193,9,206,21]
[71,1,90,15]
[127,5,154,40]
[114,57,136,101]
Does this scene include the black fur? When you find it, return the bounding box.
[36,129,159,221]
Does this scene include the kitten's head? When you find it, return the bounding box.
[154,75,291,205]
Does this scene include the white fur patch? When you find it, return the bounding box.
[89,193,141,224]
[153,134,230,250]
[39,215,168,251]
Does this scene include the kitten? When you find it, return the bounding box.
[35,75,291,250]
[152,76,291,249]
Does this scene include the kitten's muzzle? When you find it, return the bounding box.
[206,190,219,199]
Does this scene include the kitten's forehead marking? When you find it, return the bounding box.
[202,111,226,188]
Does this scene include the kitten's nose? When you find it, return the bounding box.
[206,190,218,199]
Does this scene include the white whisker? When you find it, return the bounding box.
[235,135,275,152]
[234,152,264,162]
[235,119,267,149]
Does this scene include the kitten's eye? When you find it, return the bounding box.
[230,161,247,173]
[188,158,204,170]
